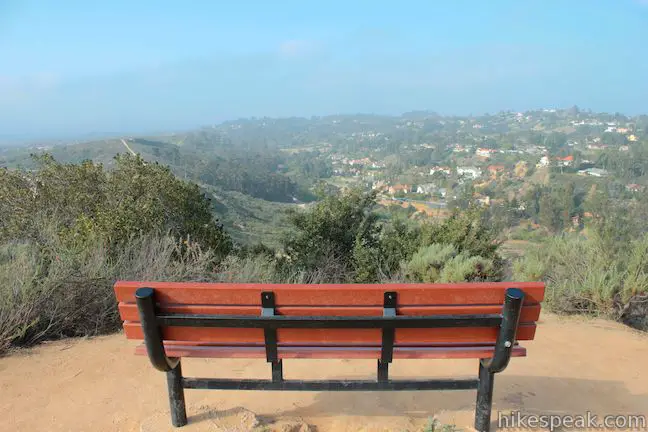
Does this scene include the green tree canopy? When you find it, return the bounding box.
[0,153,232,257]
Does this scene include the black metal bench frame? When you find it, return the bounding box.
[135,287,525,432]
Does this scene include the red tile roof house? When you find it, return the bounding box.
[388,184,411,195]
[626,184,645,193]
[487,165,506,178]
[555,155,574,166]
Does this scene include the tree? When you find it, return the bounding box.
[601,132,627,147]
[378,218,422,276]
[282,189,381,276]
[538,193,562,232]
[544,132,567,152]
[0,154,232,258]
[559,182,576,228]
[420,207,501,262]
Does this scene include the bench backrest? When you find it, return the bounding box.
[116,281,544,347]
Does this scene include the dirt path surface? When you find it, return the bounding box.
[2,313,647,432]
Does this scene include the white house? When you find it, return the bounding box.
[457,166,482,179]
[476,148,497,158]
[416,183,436,194]
[430,166,452,176]
[578,168,609,177]
[537,156,550,167]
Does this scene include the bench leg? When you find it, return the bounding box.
[167,360,187,427]
[474,361,495,432]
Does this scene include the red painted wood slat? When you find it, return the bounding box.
[123,322,537,344]
[118,303,542,322]
[114,281,545,306]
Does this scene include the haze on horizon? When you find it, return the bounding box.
[1,0,647,140]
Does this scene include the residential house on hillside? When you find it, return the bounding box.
[537,156,550,167]
[371,180,388,191]
[347,157,372,166]
[587,143,608,150]
[578,168,608,177]
[628,134,638,142]
[527,145,547,155]
[626,184,645,193]
[416,183,436,194]
[476,148,497,158]
[555,155,574,167]
[430,166,452,175]
[487,165,505,178]
[388,184,410,195]
[457,166,482,179]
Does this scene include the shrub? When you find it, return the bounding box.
[0,154,232,258]
[421,206,500,260]
[0,226,219,355]
[378,218,422,276]
[439,253,495,283]
[405,244,458,282]
[282,188,380,278]
[404,243,496,283]
[512,234,648,329]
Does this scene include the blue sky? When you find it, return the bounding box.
[1,0,647,138]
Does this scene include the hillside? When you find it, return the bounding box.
[2,313,646,432]
[2,111,648,339]
[206,187,297,247]
[0,136,307,246]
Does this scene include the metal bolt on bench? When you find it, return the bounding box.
[131,285,528,431]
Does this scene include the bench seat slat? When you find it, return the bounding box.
[123,322,536,344]
[114,281,545,306]
[118,303,542,322]
[134,343,527,359]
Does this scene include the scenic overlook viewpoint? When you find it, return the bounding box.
[1,1,648,431]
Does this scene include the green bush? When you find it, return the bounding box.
[378,218,422,277]
[282,188,380,279]
[421,207,500,260]
[405,244,458,282]
[0,154,232,258]
[404,243,495,283]
[512,234,648,329]
[439,253,494,283]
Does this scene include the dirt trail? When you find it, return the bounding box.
[1,313,647,432]
[120,138,137,156]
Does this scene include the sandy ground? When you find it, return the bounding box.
[1,313,647,432]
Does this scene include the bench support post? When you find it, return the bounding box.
[475,360,495,432]
[377,360,389,382]
[262,292,284,383]
[135,287,180,372]
[378,292,397,382]
[271,360,283,382]
[474,287,525,432]
[167,361,188,427]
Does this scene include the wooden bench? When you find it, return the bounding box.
[115,281,545,432]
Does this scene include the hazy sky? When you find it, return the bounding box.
[1,0,647,138]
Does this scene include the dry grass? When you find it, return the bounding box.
[0,232,218,355]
